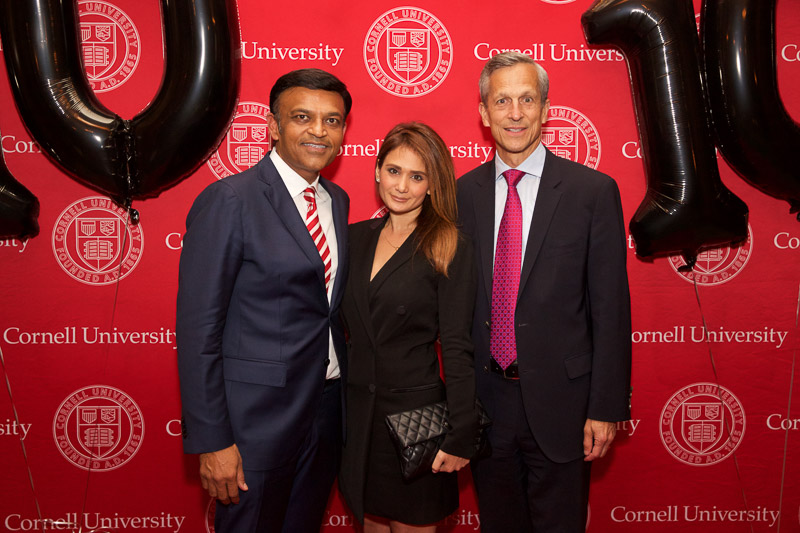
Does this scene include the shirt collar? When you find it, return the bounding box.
[494,142,546,182]
[269,149,320,197]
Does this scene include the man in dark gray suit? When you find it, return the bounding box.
[177,69,351,533]
[457,52,632,532]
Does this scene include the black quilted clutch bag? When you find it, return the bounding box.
[385,400,491,481]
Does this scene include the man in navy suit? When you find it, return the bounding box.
[177,69,351,533]
[457,52,632,532]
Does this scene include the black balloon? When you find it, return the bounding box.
[702,0,800,219]
[131,0,241,199]
[582,0,748,264]
[0,147,39,240]
[0,0,124,198]
[0,0,241,207]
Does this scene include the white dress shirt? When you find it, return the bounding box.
[270,150,340,379]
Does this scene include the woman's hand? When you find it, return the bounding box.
[431,450,470,473]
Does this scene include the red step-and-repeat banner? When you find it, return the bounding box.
[1,0,799,531]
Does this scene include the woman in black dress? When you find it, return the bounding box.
[339,122,479,532]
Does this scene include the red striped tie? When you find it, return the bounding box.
[303,186,331,293]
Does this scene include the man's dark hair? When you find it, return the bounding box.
[269,68,352,119]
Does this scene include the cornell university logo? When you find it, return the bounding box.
[207,101,271,179]
[52,196,144,286]
[660,382,745,466]
[363,7,453,98]
[542,106,601,169]
[53,385,145,471]
[78,0,141,92]
[669,224,753,286]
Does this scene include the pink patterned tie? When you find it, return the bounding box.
[303,186,331,293]
[490,169,525,370]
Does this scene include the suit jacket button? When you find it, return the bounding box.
[396,306,406,315]
[369,384,376,393]
[484,321,490,329]
[324,358,330,366]
[483,365,489,373]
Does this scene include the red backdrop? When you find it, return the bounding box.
[1,0,799,531]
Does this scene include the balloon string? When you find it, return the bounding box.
[0,343,44,523]
[692,276,753,533]
[775,282,799,532]
[73,204,131,533]
[0,346,111,533]
[0,346,113,533]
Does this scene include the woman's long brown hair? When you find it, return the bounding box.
[376,122,458,276]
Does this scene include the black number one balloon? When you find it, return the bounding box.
[584,0,800,264]
[582,0,750,267]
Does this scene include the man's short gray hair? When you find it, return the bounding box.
[479,51,549,105]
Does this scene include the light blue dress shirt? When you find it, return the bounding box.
[493,142,547,263]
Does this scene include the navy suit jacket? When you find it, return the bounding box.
[457,148,631,463]
[176,154,349,471]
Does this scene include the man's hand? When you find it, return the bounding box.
[199,444,248,504]
[583,419,616,462]
[432,450,470,473]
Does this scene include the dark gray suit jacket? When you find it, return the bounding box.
[457,148,631,463]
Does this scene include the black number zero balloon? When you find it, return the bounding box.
[703,0,800,219]
[0,0,241,210]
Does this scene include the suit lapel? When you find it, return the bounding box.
[350,218,384,349]
[258,157,327,289]
[369,224,417,295]
[518,149,562,297]
[472,163,497,305]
